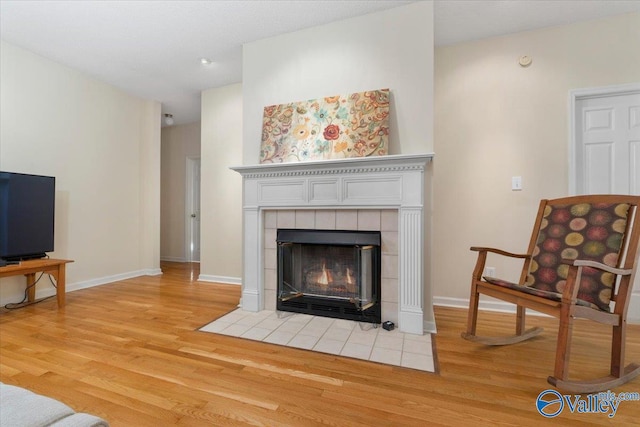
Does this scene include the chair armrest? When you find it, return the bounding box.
[470,247,530,259]
[561,259,632,276]
[560,259,633,305]
[469,247,531,282]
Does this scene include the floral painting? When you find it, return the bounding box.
[260,89,389,163]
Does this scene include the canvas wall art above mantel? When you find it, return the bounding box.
[260,89,390,164]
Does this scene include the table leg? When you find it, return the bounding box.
[26,273,36,302]
[56,264,66,307]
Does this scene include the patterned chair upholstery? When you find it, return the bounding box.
[483,202,630,312]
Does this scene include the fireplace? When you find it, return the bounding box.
[277,229,381,323]
[231,153,434,334]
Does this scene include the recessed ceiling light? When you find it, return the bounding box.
[200,58,213,65]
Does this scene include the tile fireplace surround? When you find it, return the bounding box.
[231,153,434,334]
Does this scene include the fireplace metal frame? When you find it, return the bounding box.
[276,229,382,324]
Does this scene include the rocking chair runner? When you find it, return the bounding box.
[462,195,640,393]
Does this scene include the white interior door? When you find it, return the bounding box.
[574,89,640,195]
[186,157,201,262]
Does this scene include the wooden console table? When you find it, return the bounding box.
[0,259,73,307]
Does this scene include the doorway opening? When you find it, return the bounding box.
[186,157,201,262]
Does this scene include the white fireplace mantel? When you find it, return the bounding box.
[231,153,434,334]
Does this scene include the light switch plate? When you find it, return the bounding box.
[512,176,522,191]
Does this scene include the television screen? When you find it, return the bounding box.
[0,171,55,262]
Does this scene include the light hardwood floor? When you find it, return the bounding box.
[1,261,639,426]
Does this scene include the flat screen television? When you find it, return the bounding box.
[0,171,55,263]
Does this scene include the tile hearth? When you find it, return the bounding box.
[200,309,435,372]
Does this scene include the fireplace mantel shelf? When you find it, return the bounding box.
[231,153,434,334]
[231,153,434,178]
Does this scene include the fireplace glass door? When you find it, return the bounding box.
[277,229,381,323]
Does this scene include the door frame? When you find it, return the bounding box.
[569,82,640,195]
[185,156,201,262]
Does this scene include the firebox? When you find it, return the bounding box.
[277,229,381,324]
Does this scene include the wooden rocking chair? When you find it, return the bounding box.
[462,195,640,393]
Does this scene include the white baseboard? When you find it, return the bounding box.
[15,269,160,303]
[160,256,187,262]
[68,269,160,292]
[433,293,640,325]
[198,274,242,285]
[423,319,437,334]
[433,296,534,314]
[144,268,163,276]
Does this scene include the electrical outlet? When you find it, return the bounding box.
[484,267,496,277]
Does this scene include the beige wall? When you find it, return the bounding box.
[160,122,201,261]
[139,102,162,274]
[200,83,243,283]
[433,13,640,319]
[0,40,161,305]
[242,1,434,164]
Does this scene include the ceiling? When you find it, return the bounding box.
[1,0,639,126]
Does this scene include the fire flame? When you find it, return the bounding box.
[318,264,332,286]
[345,268,353,285]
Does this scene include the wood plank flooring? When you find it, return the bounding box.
[1,261,639,426]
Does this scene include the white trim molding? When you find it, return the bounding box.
[423,320,437,334]
[198,274,242,285]
[433,295,640,325]
[231,153,434,334]
[144,268,163,276]
[160,256,187,263]
[0,269,162,306]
